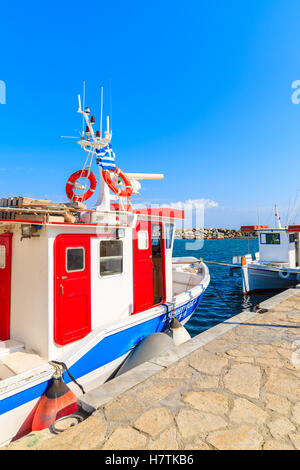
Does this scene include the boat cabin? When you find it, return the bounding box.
[257,228,297,267]
[0,205,184,361]
[0,96,212,448]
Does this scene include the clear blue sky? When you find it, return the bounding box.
[1,0,300,228]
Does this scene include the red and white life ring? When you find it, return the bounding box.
[102,167,133,198]
[66,169,97,202]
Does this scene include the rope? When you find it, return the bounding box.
[76,148,96,197]
[210,277,254,311]
[50,360,85,395]
[202,260,241,268]
[209,278,239,310]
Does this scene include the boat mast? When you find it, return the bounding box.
[275,204,282,229]
[77,92,111,210]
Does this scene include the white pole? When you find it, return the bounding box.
[100,86,103,138]
[82,80,86,136]
[275,204,282,229]
[106,115,110,137]
[126,173,164,180]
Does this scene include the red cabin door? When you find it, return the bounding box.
[0,233,12,340]
[54,235,91,345]
[133,221,153,314]
[133,221,165,314]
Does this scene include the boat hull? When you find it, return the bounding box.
[0,289,205,447]
[241,265,299,294]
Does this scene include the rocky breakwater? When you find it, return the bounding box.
[175,228,258,240]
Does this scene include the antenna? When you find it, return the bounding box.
[275,204,282,229]
[109,78,112,135]
[82,80,86,137]
[100,86,103,138]
[106,115,110,137]
[287,189,300,225]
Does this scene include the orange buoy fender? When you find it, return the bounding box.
[102,167,133,198]
[31,376,78,431]
[66,169,97,202]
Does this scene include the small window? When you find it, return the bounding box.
[100,240,123,277]
[0,245,5,269]
[165,223,174,249]
[151,224,161,247]
[66,247,85,272]
[260,233,280,245]
[260,233,266,244]
[138,231,148,250]
[289,233,295,243]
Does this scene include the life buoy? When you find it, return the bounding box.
[102,167,133,198]
[278,270,290,280]
[66,169,97,202]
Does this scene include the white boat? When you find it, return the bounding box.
[0,95,210,446]
[232,210,300,294]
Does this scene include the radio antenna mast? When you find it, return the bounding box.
[82,80,86,137]
[275,204,282,229]
[100,86,103,138]
[109,78,112,135]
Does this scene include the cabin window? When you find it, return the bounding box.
[66,247,85,272]
[138,231,149,250]
[0,245,5,269]
[260,233,280,245]
[289,233,295,243]
[165,223,174,249]
[151,224,161,247]
[100,240,123,276]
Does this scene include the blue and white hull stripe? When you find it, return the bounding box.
[0,293,203,419]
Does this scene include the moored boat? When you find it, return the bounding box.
[0,95,210,445]
[232,211,300,294]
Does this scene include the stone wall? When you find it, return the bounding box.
[175,228,257,240]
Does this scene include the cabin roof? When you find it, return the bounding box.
[134,208,184,220]
[288,225,300,232]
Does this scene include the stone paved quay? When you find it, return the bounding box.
[6,288,300,450]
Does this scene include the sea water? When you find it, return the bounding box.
[173,237,275,336]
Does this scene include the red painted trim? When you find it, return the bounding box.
[132,221,166,314]
[241,225,269,231]
[54,234,92,346]
[288,225,300,232]
[160,221,167,307]
[0,233,13,340]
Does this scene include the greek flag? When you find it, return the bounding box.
[96,144,116,170]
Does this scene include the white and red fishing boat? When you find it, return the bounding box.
[232,207,300,294]
[0,95,210,445]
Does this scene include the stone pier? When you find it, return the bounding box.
[6,288,300,450]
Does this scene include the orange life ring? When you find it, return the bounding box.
[66,169,97,202]
[102,167,133,198]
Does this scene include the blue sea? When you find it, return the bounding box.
[173,237,275,336]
